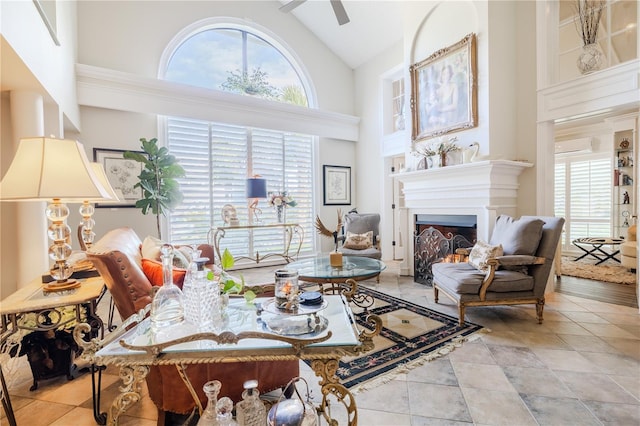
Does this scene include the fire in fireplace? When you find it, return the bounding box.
[414,214,477,286]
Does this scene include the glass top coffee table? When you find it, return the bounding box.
[287,256,385,310]
[288,255,386,284]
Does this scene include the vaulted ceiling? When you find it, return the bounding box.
[278,0,405,69]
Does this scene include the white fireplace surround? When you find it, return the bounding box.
[394,160,533,276]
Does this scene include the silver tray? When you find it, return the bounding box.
[263,314,329,336]
[260,298,327,317]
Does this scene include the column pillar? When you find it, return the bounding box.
[9,91,48,288]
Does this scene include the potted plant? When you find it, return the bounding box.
[124,138,185,239]
[573,0,606,74]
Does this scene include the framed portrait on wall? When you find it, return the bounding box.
[93,148,144,208]
[323,165,351,205]
[410,33,478,143]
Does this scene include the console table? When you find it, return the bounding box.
[74,289,381,426]
[208,223,304,264]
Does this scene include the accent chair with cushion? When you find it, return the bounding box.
[338,213,382,260]
[87,227,299,423]
[432,215,565,326]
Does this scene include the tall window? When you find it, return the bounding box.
[162,24,315,261]
[555,153,612,251]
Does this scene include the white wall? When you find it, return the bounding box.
[1,0,80,129]
[353,1,540,261]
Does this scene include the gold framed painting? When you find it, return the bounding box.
[410,33,478,143]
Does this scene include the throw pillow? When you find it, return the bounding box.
[468,240,503,271]
[141,258,186,287]
[141,236,191,268]
[343,231,373,250]
[141,235,163,260]
[489,215,545,256]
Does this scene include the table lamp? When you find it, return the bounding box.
[246,176,267,223]
[77,162,121,251]
[0,137,115,285]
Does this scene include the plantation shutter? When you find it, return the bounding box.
[167,119,314,262]
[554,154,611,251]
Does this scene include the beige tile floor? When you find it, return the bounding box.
[2,266,639,425]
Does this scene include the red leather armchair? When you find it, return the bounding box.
[87,227,299,418]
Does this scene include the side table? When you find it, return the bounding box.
[0,276,106,423]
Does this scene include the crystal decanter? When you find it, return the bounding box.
[235,380,266,426]
[182,255,219,332]
[150,244,185,333]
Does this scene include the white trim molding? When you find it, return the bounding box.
[76,64,360,141]
[537,60,640,123]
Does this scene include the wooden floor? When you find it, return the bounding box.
[555,274,638,308]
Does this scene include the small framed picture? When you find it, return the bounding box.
[93,148,144,208]
[323,165,351,205]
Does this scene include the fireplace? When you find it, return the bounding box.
[414,214,477,285]
[393,160,533,277]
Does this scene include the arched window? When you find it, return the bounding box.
[164,24,310,106]
[160,21,315,261]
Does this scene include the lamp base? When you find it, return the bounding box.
[43,280,80,292]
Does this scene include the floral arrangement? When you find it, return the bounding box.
[414,136,460,157]
[268,191,298,208]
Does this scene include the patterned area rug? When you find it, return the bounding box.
[561,256,635,285]
[313,286,484,392]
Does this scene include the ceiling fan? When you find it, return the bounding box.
[280,0,350,26]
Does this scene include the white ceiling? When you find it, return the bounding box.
[279,0,406,69]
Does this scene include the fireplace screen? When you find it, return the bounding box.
[414,215,477,286]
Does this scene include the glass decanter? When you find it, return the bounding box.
[150,244,186,333]
[235,379,266,426]
[197,380,222,426]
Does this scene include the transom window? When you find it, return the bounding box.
[161,23,315,261]
[165,27,308,106]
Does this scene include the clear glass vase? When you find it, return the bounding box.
[150,244,185,333]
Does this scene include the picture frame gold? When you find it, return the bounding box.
[410,33,478,143]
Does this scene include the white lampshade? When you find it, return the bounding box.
[0,137,112,201]
[88,162,121,202]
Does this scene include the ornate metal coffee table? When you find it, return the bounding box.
[74,288,381,426]
[287,256,386,309]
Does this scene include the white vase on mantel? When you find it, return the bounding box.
[577,43,604,75]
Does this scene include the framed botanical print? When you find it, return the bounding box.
[410,33,478,143]
[93,148,144,208]
[323,165,351,205]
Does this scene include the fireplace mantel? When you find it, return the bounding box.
[393,160,533,276]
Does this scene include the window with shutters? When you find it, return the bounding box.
[555,153,612,251]
[161,23,315,262]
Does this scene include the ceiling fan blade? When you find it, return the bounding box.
[330,0,350,25]
[280,0,307,13]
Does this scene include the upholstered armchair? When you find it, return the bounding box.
[87,227,299,421]
[338,213,382,260]
[432,216,565,326]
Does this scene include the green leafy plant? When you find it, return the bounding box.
[207,248,256,302]
[124,138,185,238]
